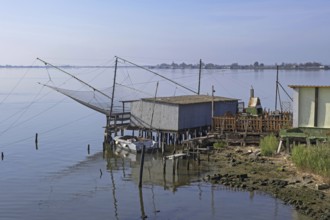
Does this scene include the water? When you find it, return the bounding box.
[1,66,328,219]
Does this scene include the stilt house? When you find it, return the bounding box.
[130,95,238,132]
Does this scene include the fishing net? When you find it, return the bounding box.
[43,84,148,116]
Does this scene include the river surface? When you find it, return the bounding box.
[1,66,328,220]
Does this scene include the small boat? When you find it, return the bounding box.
[114,135,158,153]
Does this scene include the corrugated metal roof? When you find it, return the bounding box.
[288,85,330,88]
[141,95,238,105]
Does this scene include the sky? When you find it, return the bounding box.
[1,0,330,66]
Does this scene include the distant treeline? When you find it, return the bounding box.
[1,61,329,70]
[0,65,113,68]
[152,61,330,70]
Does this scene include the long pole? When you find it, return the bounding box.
[110,57,118,117]
[36,58,112,99]
[275,65,279,111]
[116,56,198,94]
[150,81,159,131]
[198,59,202,95]
[212,85,215,118]
[138,145,146,188]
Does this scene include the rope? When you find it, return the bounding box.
[1,111,96,148]
[0,66,78,135]
[0,59,37,106]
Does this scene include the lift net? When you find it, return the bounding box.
[44,84,142,116]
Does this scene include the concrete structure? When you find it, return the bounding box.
[289,85,330,128]
[130,95,238,132]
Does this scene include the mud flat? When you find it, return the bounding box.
[201,146,330,220]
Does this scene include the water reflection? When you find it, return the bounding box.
[0,143,309,220]
[102,145,310,220]
[105,145,208,192]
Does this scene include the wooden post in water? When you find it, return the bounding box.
[163,157,166,174]
[172,156,176,176]
[197,149,201,166]
[173,157,176,176]
[87,144,90,154]
[138,145,146,188]
[161,132,165,155]
[35,133,38,150]
[138,187,147,219]
[1,152,3,160]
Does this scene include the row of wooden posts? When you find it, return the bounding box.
[137,145,209,188]
[212,114,293,134]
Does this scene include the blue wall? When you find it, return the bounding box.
[178,101,237,130]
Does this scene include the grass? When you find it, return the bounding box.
[260,134,278,156]
[292,144,330,179]
[213,141,226,149]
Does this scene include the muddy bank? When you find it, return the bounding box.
[199,146,330,220]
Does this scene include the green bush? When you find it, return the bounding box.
[292,144,330,178]
[260,134,278,156]
[213,141,226,149]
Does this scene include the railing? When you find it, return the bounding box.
[212,113,292,133]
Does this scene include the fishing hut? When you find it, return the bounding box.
[278,85,330,151]
[128,94,238,145]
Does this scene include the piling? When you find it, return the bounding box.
[163,157,166,174]
[138,187,147,219]
[1,152,3,160]
[197,151,201,166]
[88,144,90,154]
[172,157,176,176]
[35,133,38,150]
[138,145,146,188]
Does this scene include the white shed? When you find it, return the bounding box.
[289,85,330,128]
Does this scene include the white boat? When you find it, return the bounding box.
[114,135,158,153]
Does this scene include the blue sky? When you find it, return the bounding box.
[1,0,330,65]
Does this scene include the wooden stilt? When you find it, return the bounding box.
[277,139,283,154]
[163,157,166,174]
[138,145,146,188]
[35,133,38,144]
[172,157,176,176]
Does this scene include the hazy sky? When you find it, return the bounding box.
[1,0,330,65]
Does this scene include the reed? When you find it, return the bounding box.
[260,134,278,156]
[292,144,330,178]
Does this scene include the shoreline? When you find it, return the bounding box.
[199,146,330,220]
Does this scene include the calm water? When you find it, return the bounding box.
[1,66,328,220]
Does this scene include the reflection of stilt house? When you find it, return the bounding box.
[129,95,238,143]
